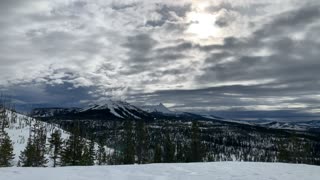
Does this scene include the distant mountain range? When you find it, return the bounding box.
[31,100,320,132]
[31,100,214,122]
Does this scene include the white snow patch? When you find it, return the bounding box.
[82,100,145,119]
[0,162,319,180]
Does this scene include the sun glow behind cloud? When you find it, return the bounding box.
[185,2,223,44]
[186,12,218,38]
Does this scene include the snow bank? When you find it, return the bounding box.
[0,162,319,180]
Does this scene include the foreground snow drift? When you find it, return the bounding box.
[1,162,319,180]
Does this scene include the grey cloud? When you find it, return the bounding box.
[156,41,194,54]
[214,9,237,28]
[146,4,191,27]
[215,18,229,27]
[124,34,158,54]
[206,2,269,16]
[111,2,139,10]
[253,5,320,39]
[122,33,192,75]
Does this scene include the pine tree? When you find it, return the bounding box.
[81,140,95,166]
[176,142,185,162]
[97,140,107,165]
[19,122,48,167]
[153,143,162,163]
[190,121,202,162]
[81,143,90,165]
[122,120,135,164]
[89,140,96,165]
[0,101,14,167]
[163,132,175,163]
[0,132,15,167]
[48,130,63,167]
[136,121,148,164]
[0,98,8,133]
[33,124,48,166]
[61,122,85,166]
[19,137,36,167]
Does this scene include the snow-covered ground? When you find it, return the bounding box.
[0,162,319,180]
[4,110,71,166]
[3,110,110,166]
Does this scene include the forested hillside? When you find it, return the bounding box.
[32,102,320,166]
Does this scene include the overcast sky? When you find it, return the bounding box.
[0,0,320,119]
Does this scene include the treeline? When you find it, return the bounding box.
[0,106,205,167]
[107,120,204,165]
[1,101,320,167]
[43,120,204,166]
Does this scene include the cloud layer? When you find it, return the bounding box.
[1,0,320,119]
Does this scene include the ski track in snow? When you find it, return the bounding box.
[0,162,319,180]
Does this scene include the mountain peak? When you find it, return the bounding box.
[142,103,173,114]
[82,99,148,120]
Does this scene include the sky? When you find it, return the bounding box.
[0,0,320,120]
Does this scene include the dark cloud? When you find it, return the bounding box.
[206,2,269,16]
[111,2,139,10]
[215,18,229,27]
[124,34,158,55]
[214,9,237,28]
[2,82,95,112]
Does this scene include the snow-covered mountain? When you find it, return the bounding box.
[251,120,320,132]
[198,115,320,132]
[82,100,150,119]
[142,103,174,114]
[31,100,152,121]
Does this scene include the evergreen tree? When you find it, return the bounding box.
[61,122,85,166]
[19,122,48,167]
[163,132,175,163]
[48,130,63,167]
[122,120,135,164]
[33,124,48,166]
[81,140,95,166]
[135,121,148,164]
[19,137,36,167]
[97,140,107,165]
[0,99,8,133]
[153,143,162,163]
[176,142,185,162]
[0,132,15,167]
[0,102,14,167]
[89,139,95,165]
[278,139,290,163]
[190,121,202,162]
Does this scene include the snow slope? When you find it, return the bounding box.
[3,110,71,166]
[81,100,149,119]
[3,110,110,167]
[0,162,319,180]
